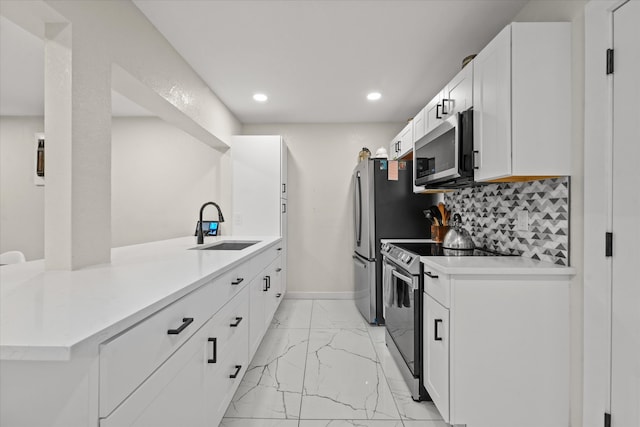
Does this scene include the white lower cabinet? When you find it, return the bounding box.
[422,267,571,427]
[249,254,283,359]
[423,293,450,424]
[101,285,249,427]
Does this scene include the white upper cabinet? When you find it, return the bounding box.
[232,135,288,236]
[424,89,445,136]
[443,63,473,117]
[473,22,571,182]
[412,106,427,143]
[389,121,413,160]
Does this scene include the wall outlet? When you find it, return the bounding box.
[516,210,529,231]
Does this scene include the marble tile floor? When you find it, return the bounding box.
[222,299,446,427]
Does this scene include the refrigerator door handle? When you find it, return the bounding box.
[356,172,362,246]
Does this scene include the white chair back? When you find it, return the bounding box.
[0,251,26,265]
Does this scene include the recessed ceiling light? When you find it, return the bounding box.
[367,92,382,101]
[253,93,268,102]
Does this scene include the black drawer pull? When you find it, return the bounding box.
[229,365,242,379]
[277,247,282,251]
[436,103,442,119]
[167,317,194,335]
[276,268,282,272]
[207,338,217,363]
[276,293,282,298]
[230,317,243,327]
[266,276,271,289]
[434,319,443,341]
[231,277,244,285]
[425,272,439,279]
[263,277,269,292]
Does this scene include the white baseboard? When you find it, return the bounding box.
[285,291,355,300]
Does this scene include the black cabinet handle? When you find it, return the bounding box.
[266,276,271,289]
[167,317,194,335]
[425,272,439,279]
[277,247,283,251]
[434,319,443,341]
[282,203,287,214]
[230,316,243,327]
[473,151,480,170]
[276,268,282,272]
[276,293,282,298]
[231,277,244,285]
[229,365,242,379]
[207,338,217,363]
[282,183,286,194]
[436,103,442,119]
[263,277,269,292]
[441,98,450,115]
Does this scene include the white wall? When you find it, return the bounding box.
[513,2,588,427]
[111,117,222,247]
[0,117,45,260]
[0,116,222,258]
[242,123,403,297]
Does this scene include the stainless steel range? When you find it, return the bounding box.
[381,240,513,402]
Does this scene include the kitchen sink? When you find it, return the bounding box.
[189,241,260,251]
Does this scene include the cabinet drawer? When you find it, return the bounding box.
[99,279,221,417]
[250,244,282,275]
[100,288,249,427]
[216,262,252,303]
[424,269,450,308]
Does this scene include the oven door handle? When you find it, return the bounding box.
[391,269,413,285]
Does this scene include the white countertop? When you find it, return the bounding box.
[421,255,576,276]
[0,236,280,361]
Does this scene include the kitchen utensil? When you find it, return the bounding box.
[431,225,450,243]
[442,213,475,250]
[429,206,442,226]
[423,210,434,224]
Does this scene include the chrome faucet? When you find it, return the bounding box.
[197,202,225,244]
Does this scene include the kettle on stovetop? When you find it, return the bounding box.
[442,214,475,250]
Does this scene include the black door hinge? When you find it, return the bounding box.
[605,232,613,257]
[607,49,614,74]
[605,412,611,427]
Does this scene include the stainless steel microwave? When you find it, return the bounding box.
[414,107,474,188]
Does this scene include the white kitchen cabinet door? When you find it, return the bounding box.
[398,121,413,158]
[232,135,284,236]
[389,122,413,160]
[473,24,512,181]
[444,63,473,117]
[425,90,445,135]
[248,272,268,359]
[280,202,287,293]
[424,293,450,424]
[202,288,249,426]
[473,23,571,182]
[100,322,208,427]
[413,106,426,144]
[281,142,288,200]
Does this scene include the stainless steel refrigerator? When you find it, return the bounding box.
[353,159,433,324]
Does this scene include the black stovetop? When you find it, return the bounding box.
[392,242,513,257]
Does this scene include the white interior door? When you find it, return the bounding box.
[611,1,640,426]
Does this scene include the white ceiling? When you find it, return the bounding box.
[1,1,529,123]
[133,0,529,123]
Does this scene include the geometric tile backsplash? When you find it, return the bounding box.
[444,177,570,265]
